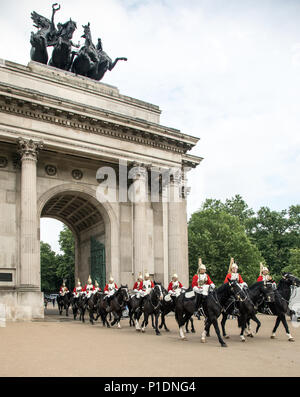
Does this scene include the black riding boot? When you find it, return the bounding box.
[139,297,145,312]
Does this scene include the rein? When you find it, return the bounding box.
[150,287,161,311]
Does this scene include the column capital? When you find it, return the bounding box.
[169,167,182,185]
[128,162,149,181]
[17,138,43,162]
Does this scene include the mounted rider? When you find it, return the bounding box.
[167,273,183,298]
[257,263,276,287]
[224,258,248,289]
[82,275,95,299]
[139,271,154,310]
[133,273,143,298]
[59,281,69,296]
[104,275,118,303]
[192,258,215,297]
[93,280,102,293]
[73,279,83,298]
[224,258,247,316]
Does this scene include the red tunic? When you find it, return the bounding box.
[192,274,213,288]
[133,281,143,290]
[168,281,183,292]
[82,284,95,292]
[224,273,244,284]
[104,283,118,292]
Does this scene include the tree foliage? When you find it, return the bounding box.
[40,225,75,292]
[189,196,300,284]
[188,208,262,286]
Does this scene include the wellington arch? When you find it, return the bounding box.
[0,59,202,320]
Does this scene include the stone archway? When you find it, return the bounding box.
[37,183,120,289]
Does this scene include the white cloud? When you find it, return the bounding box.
[1,0,299,249]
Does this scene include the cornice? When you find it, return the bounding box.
[0,81,199,150]
[0,88,199,155]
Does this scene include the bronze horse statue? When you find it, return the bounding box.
[30,3,61,64]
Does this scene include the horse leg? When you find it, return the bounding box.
[89,307,94,325]
[190,318,196,333]
[134,310,141,331]
[280,314,294,341]
[159,313,164,330]
[239,314,247,342]
[221,313,229,339]
[160,313,170,332]
[141,313,148,333]
[185,319,190,333]
[175,311,187,341]
[250,315,261,336]
[271,316,281,339]
[201,318,211,343]
[155,312,161,335]
[151,313,155,329]
[211,317,227,347]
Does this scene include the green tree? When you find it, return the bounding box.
[282,248,300,278]
[202,195,255,225]
[40,242,60,292]
[247,206,300,279]
[188,208,263,286]
[56,226,75,288]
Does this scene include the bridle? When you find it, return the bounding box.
[150,285,162,311]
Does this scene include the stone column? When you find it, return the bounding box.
[167,168,189,287]
[18,138,43,289]
[130,164,149,279]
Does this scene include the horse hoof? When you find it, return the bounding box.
[241,338,245,342]
[221,343,228,348]
[270,335,276,339]
[225,335,230,339]
[156,333,161,336]
[289,337,295,342]
[201,338,206,343]
[191,330,196,334]
[181,337,187,341]
[165,329,170,333]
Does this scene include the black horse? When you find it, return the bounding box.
[57,291,72,316]
[87,291,102,325]
[175,286,205,340]
[201,280,250,347]
[70,294,80,320]
[260,273,300,342]
[107,285,130,328]
[137,283,163,335]
[128,293,141,327]
[160,286,196,334]
[77,293,89,323]
[218,281,275,341]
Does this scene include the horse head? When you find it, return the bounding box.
[153,282,164,301]
[228,280,247,302]
[82,22,91,40]
[119,285,130,302]
[282,273,300,287]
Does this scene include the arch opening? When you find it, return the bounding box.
[39,190,109,291]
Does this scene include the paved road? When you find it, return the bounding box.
[0,308,299,377]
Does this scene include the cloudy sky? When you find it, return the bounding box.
[1,0,299,252]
